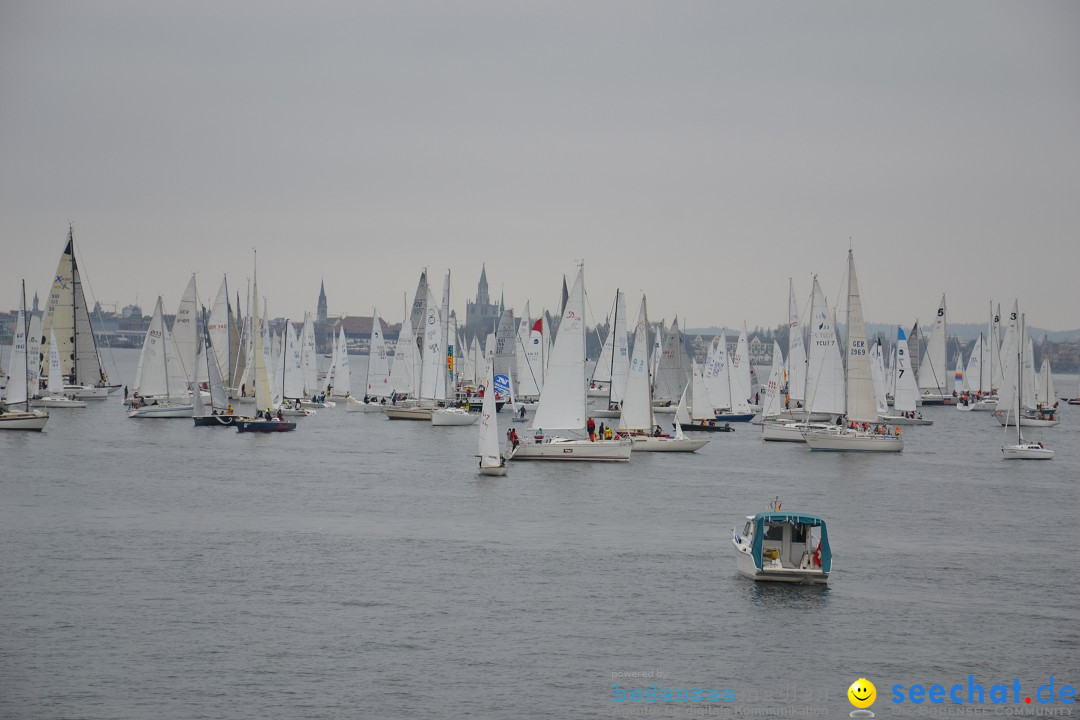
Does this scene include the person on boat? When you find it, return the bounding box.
[587,417,596,441]
[241,384,247,397]
[123,385,129,401]
[509,428,520,450]
[534,428,543,443]
[597,422,605,439]
[277,409,284,421]
[1038,442,1044,448]
[894,427,901,436]
[653,425,662,437]
[226,405,234,415]
[518,405,526,420]
[836,416,844,426]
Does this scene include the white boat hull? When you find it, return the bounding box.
[430,409,480,426]
[1002,444,1054,460]
[66,385,109,400]
[345,399,387,413]
[383,406,433,421]
[733,540,828,584]
[761,422,834,443]
[994,413,1060,427]
[33,396,88,408]
[629,435,709,452]
[956,398,996,412]
[512,437,632,461]
[478,464,508,476]
[0,410,49,430]
[127,404,194,418]
[803,429,903,452]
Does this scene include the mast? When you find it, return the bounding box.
[21,280,29,410]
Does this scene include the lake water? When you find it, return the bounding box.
[2,348,1078,719]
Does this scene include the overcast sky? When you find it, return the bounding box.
[2,1,1078,330]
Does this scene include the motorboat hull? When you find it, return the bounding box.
[734,547,829,584]
[512,437,632,461]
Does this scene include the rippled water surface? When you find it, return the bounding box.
[3,349,1078,719]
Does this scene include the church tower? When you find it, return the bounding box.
[476,264,490,306]
[317,280,328,325]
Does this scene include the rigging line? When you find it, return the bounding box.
[73,237,120,382]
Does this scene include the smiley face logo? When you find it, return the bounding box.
[848,678,876,709]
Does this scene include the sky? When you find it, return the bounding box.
[2,1,1078,330]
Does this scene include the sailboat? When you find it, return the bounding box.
[40,227,117,399]
[236,260,296,432]
[127,297,195,418]
[32,330,88,408]
[386,281,444,420]
[194,320,252,426]
[761,277,843,442]
[513,267,632,461]
[803,250,903,452]
[617,297,708,452]
[476,346,508,476]
[916,295,951,405]
[1,281,50,430]
[879,325,932,425]
[1002,314,1053,459]
[993,305,1059,428]
[957,307,998,412]
[589,290,630,419]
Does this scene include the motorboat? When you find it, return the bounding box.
[732,510,831,584]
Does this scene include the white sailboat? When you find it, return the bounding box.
[40,228,116,399]
[128,297,194,418]
[880,325,932,425]
[1002,314,1052,459]
[762,277,843,442]
[618,297,708,452]
[917,295,951,404]
[1,282,50,430]
[994,305,1059,428]
[477,346,508,476]
[803,250,903,452]
[514,267,632,461]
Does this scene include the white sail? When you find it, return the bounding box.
[171,275,199,386]
[409,270,429,338]
[478,348,503,468]
[494,308,516,380]
[5,294,29,405]
[609,291,630,405]
[515,304,540,397]
[133,297,173,398]
[208,277,234,388]
[47,330,64,395]
[918,294,948,395]
[760,341,786,418]
[991,303,1005,392]
[41,229,106,387]
[843,251,877,423]
[419,287,443,401]
[673,378,692,434]
[252,278,273,411]
[364,312,390,397]
[703,334,732,413]
[300,313,318,396]
[893,326,919,413]
[532,267,587,432]
[203,327,229,411]
[804,277,845,415]
[650,320,665,382]
[618,295,654,432]
[1037,357,1056,409]
[691,354,713,419]
[870,339,888,416]
[590,313,615,384]
[653,317,690,403]
[333,326,352,397]
[26,315,41,397]
[953,348,966,395]
[282,321,304,399]
[522,318,545,396]
[787,280,806,402]
[731,326,752,407]
[437,272,451,402]
[965,335,985,394]
[1021,335,1037,412]
[389,311,418,397]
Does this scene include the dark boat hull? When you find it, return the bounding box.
[680,422,735,433]
[236,421,296,433]
[194,415,251,427]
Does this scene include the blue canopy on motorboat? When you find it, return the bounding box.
[750,512,831,572]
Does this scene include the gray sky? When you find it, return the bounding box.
[2,1,1078,330]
